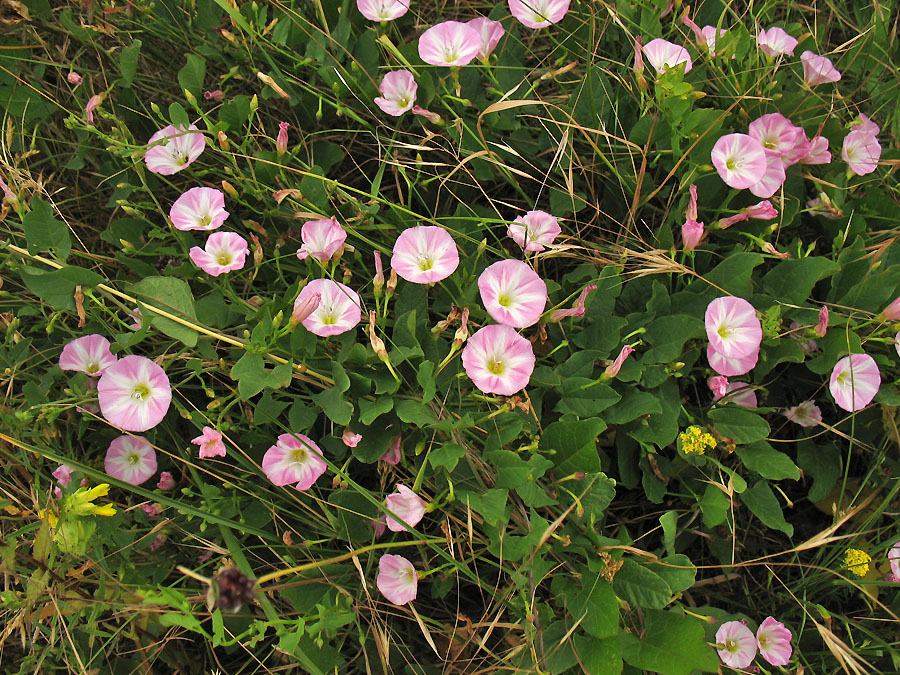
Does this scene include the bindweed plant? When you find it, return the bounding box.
[1,0,899,673]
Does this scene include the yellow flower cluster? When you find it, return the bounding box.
[679,426,717,455]
[843,548,871,577]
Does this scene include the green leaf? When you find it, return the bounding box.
[394,399,436,425]
[311,363,352,425]
[168,102,190,128]
[649,555,696,595]
[555,379,620,417]
[566,570,619,639]
[573,472,616,524]
[131,276,199,347]
[702,252,764,297]
[459,489,508,526]
[358,397,393,425]
[574,634,622,675]
[604,389,663,425]
[20,265,104,310]
[486,450,554,506]
[735,441,800,480]
[160,612,211,637]
[699,484,729,527]
[230,353,266,399]
[416,361,436,404]
[612,559,673,609]
[642,314,704,362]
[119,39,142,87]
[429,443,466,471]
[659,511,677,557]
[620,610,719,675]
[542,418,606,476]
[707,406,770,444]
[177,54,207,96]
[762,257,841,304]
[23,198,70,260]
[741,480,793,536]
[796,442,841,502]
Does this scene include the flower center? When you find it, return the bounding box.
[290,447,308,463]
[758,634,770,648]
[725,157,737,171]
[127,452,141,465]
[717,325,731,338]
[725,638,738,652]
[763,138,778,149]
[497,294,512,307]
[487,358,505,375]
[320,309,337,325]
[86,361,99,374]
[132,383,150,400]
[418,255,433,271]
[837,371,849,386]
[217,252,232,266]
[198,215,212,228]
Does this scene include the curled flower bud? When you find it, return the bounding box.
[217,130,229,151]
[276,122,289,157]
[291,290,321,325]
[602,345,635,380]
[549,284,597,322]
[451,307,470,351]
[203,90,224,101]
[815,305,829,338]
[368,311,389,361]
[85,94,103,126]
[67,71,83,85]
[373,250,385,297]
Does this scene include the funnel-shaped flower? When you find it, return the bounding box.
[757,27,798,57]
[784,400,822,427]
[830,353,880,412]
[170,187,229,231]
[357,0,409,21]
[642,38,693,74]
[418,21,481,67]
[391,226,459,284]
[748,153,786,198]
[374,70,417,116]
[711,134,768,189]
[507,210,561,252]
[385,484,427,532]
[705,297,762,359]
[97,355,172,432]
[262,433,327,491]
[801,51,841,85]
[144,124,206,175]
[295,217,347,263]
[377,554,418,605]
[756,617,793,667]
[189,232,249,277]
[716,621,758,669]
[708,344,757,376]
[682,219,704,250]
[749,113,803,159]
[467,18,505,59]
[842,130,881,176]
[192,426,227,458]
[105,435,158,485]
[478,260,547,328]
[294,279,361,337]
[461,324,535,395]
[508,0,570,29]
[59,334,117,377]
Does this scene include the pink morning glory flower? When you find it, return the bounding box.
[478,259,548,328]
[466,18,505,60]
[105,435,158,486]
[851,113,880,135]
[342,429,362,448]
[157,471,175,490]
[716,620,758,669]
[707,344,758,377]
[261,433,327,491]
[748,153,787,198]
[889,542,900,581]
[507,210,561,253]
[642,38,693,74]
[390,225,459,284]
[508,0,570,28]
[756,616,793,667]
[374,70,417,117]
[749,113,803,160]
[784,400,822,427]
[169,187,229,231]
[602,345,635,380]
[682,219,704,250]
[294,278,362,337]
[384,484,427,532]
[295,217,347,263]
[192,426,227,458]
[842,130,881,176]
[799,135,832,165]
[757,27,798,57]
[881,296,900,321]
[461,324,536,396]
[700,25,727,56]
[67,71,83,85]
[59,334,117,377]
[705,297,763,360]
[144,124,206,175]
[189,231,249,277]
[711,134,768,189]
[356,0,409,21]
[381,436,402,465]
[377,554,418,605]
[830,353,880,412]
[417,21,482,67]
[97,355,172,432]
[801,50,841,85]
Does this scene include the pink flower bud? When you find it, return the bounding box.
[682,219,704,250]
[549,284,597,321]
[342,429,362,447]
[157,471,175,490]
[381,436,402,465]
[67,72,83,85]
[744,200,778,220]
[451,307,469,350]
[602,345,635,380]
[881,296,900,321]
[681,14,706,47]
[412,106,441,124]
[276,122,289,157]
[686,184,699,221]
[85,94,103,126]
[716,213,749,229]
[815,305,828,338]
[291,290,321,325]
[203,90,224,101]
[373,250,385,297]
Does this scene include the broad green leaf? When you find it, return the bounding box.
[566,570,619,639]
[429,443,466,471]
[741,480,793,536]
[555,379,620,417]
[416,361,436,404]
[735,441,800,480]
[358,396,393,425]
[21,265,103,310]
[168,101,190,128]
[650,555,695,595]
[119,39,142,87]
[699,484,729,527]
[605,389,663,425]
[486,450,554,506]
[229,353,266,399]
[459,489,508,526]
[177,54,207,96]
[23,198,70,260]
[707,406,770,444]
[620,610,719,675]
[762,257,841,304]
[796,442,841,502]
[612,559,672,609]
[642,314,704,363]
[659,511,677,557]
[542,418,606,476]
[131,276,199,347]
[311,362,352,425]
[574,634,623,675]
[573,472,616,523]
[703,252,764,297]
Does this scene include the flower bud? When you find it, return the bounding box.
[67,72,83,85]
[276,122,289,157]
[368,311,389,361]
[217,131,229,151]
[207,567,256,612]
[681,219,704,250]
[386,269,398,300]
[815,305,828,338]
[451,307,469,351]
[184,89,197,106]
[602,345,635,380]
[203,90,224,101]
[373,250,385,298]
[221,180,238,199]
[291,291,320,324]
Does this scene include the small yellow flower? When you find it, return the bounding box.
[679,426,718,455]
[843,548,871,577]
[65,483,117,518]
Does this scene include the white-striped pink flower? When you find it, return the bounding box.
[295,217,347,263]
[97,355,172,432]
[192,426,227,458]
[716,621,757,669]
[711,134,768,189]
[801,51,841,85]
[748,153,787,198]
[170,187,229,231]
[105,435,158,485]
[390,226,459,284]
[842,130,881,176]
[418,21,481,67]
[294,279,361,337]
[261,433,327,491]
[830,353,880,412]
[642,38,693,74]
[478,259,547,328]
[374,70,417,117]
[507,210,561,253]
[707,344,757,377]
[466,18,505,60]
[705,297,762,359]
[144,124,206,175]
[756,617,793,667]
[59,334,117,377]
[461,324,535,395]
[384,484,427,532]
[508,0,570,28]
[189,232,249,277]
[757,27,797,57]
[357,0,409,21]
[784,400,822,428]
[749,113,803,159]
[377,554,418,605]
